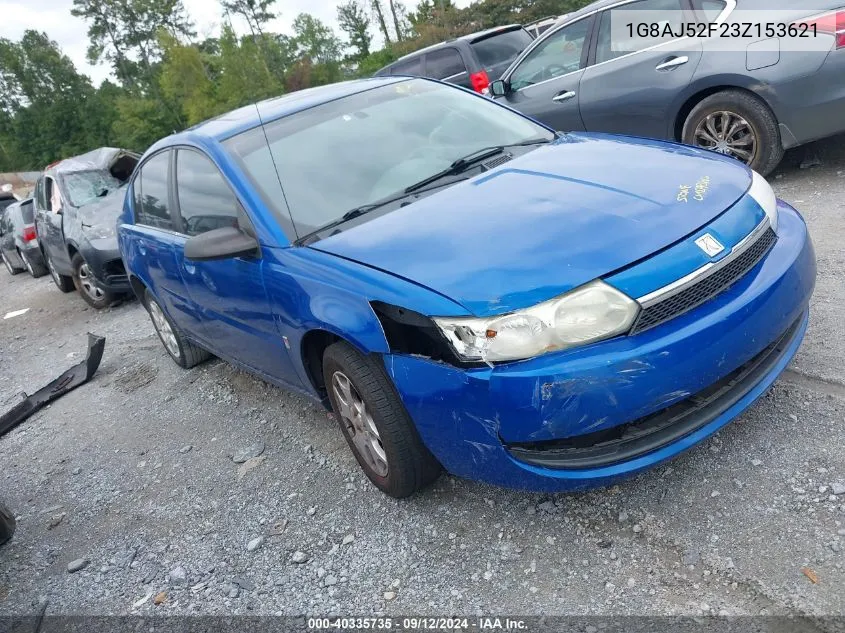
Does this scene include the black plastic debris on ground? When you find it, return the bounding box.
[0,333,105,437]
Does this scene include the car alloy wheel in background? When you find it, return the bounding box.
[693,111,757,165]
[71,253,113,309]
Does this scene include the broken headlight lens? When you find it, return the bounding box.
[747,170,778,233]
[433,280,639,363]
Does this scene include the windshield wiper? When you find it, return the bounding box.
[404,137,555,193]
[297,179,469,244]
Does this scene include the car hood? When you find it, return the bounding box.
[78,186,127,240]
[310,133,753,317]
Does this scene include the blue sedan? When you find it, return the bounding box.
[118,77,815,498]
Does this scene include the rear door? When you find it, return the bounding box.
[423,47,471,89]
[124,150,202,333]
[578,0,703,139]
[172,148,297,383]
[497,15,595,131]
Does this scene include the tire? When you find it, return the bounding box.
[45,250,75,293]
[1,251,22,275]
[323,341,441,498]
[144,289,211,369]
[0,501,15,546]
[71,252,115,309]
[682,90,784,176]
[20,249,47,278]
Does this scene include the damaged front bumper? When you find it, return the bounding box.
[385,202,815,492]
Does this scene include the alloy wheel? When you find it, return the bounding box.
[331,370,389,477]
[77,262,105,302]
[148,300,180,359]
[693,111,757,165]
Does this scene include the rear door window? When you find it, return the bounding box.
[424,48,466,79]
[135,151,174,231]
[390,56,423,76]
[471,29,533,69]
[175,150,240,236]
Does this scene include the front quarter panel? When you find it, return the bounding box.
[264,245,472,396]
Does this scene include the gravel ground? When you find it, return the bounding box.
[1,137,844,618]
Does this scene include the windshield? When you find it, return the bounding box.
[60,170,122,208]
[226,78,553,238]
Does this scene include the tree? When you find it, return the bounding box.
[292,14,343,67]
[388,0,407,41]
[371,0,392,45]
[337,1,372,61]
[221,0,277,37]
[71,0,195,90]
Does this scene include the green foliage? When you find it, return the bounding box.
[0,0,597,171]
[337,0,372,61]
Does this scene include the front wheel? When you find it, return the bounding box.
[71,253,116,309]
[682,90,784,176]
[323,341,441,498]
[145,290,211,369]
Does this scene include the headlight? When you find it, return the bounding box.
[433,281,639,363]
[747,170,778,233]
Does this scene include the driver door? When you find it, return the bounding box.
[497,15,595,132]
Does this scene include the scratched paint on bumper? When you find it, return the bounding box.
[385,202,815,492]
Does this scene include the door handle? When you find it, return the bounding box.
[552,90,576,103]
[655,56,689,71]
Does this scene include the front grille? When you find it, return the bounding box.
[630,227,777,334]
[103,258,126,277]
[506,314,802,470]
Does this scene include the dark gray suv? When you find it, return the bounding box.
[375,25,534,94]
[491,0,845,174]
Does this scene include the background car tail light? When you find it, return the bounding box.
[469,70,490,93]
[796,9,845,49]
[22,225,37,242]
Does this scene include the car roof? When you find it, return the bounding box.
[153,76,408,149]
[559,0,616,22]
[388,24,526,63]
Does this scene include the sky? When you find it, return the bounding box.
[0,0,426,85]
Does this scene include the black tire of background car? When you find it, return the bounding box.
[1,251,22,275]
[323,341,442,498]
[144,289,211,369]
[71,252,115,309]
[682,90,784,177]
[20,249,47,278]
[0,501,15,546]
[45,250,75,293]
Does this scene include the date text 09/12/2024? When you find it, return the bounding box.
[307,617,528,630]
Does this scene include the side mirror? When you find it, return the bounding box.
[490,79,509,97]
[184,226,259,261]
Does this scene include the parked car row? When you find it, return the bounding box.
[2,148,140,309]
[380,0,845,175]
[115,75,813,499]
[0,198,47,278]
